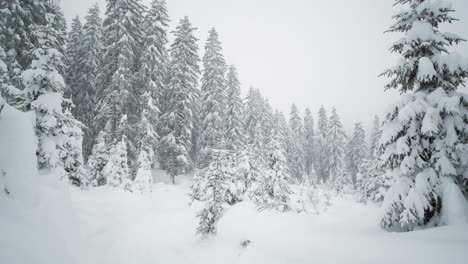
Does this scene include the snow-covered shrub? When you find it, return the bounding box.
[195,149,232,236]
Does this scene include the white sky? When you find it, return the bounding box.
[60,0,468,130]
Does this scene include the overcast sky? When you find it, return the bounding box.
[60,0,468,130]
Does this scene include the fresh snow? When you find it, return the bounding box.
[3,169,461,264]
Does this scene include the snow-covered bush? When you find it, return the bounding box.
[195,149,233,236]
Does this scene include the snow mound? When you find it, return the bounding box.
[0,101,38,205]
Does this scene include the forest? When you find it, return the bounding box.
[1,0,468,263]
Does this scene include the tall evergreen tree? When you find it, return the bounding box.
[77,3,103,160]
[64,16,83,98]
[287,104,305,181]
[158,17,200,184]
[198,28,227,166]
[303,107,316,179]
[225,65,245,151]
[20,3,85,185]
[135,0,169,129]
[368,115,382,158]
[256,122,292,212]
[380,0,468,231]
[0,0,48,107]
[316,105,330,182]
[346,122,368,185]
[96,0,144,143]
[327,107,348,186]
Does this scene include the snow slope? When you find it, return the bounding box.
[67,169,468,264]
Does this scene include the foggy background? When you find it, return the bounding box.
[60,0,468,129]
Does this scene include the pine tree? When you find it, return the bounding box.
[104,136,131,189]
[327,107,348,187]
[77,3,103,160]
[369,115,382,158]
[287,104,305,181]
[256,123,292,212]
[196,148,232,236]
[346,122,368,185]
[244,87,264,148]
[133,93,159,193]
[158,17,200,183]
[198,28,228,166]
[21,4,85,185]
[225,64,245,151]
[303,108,315,179]
[135,0,169,133]
[316,106,329,182]
[380,0,468,231]
[0,0,48,107]
[87,131,110,186]
[64,16,83,98]
[96,0,145,143]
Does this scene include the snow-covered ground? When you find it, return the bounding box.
[59,169,468,264]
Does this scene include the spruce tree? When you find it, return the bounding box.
[87,131,110,186]
[380,0,468,231]
[196,148,232,236]
[133,93,159,193]
[21,3,85,185]
[198,28,228,166]
[77,3,103,160]
[256,123,292,212]
[104,136,131,189]
[96,0,144,143]
[135,0,169,133]
[287,104,305,181]
[0,0,47,107]
[368,115,382,158]
[158,17,200,183]
[327,107,348,187]
[303,108,316,179]
[346,122,368,185]
[64,16,83,98]
[316,106,330,182]
[225,64,245,151]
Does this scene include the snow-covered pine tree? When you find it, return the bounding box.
[256,122,292,212]
[369,115,382,158]
[196,148,232,236]
[64,16,83,98]
[287,104,305,181]
[20,4,85,185]
[0,0,47,107]
[77,3,103,160]
[96,0,144,146]
[225,64,245,151]
[133,93,159,193]
[158,17,200,184]
[303,107,316,180]
[244,87,264,150]
[346,122,368,185]
[327,107,348,188]
[87,131,110,186]
[198,28,228,166]
[379,0,468,231]
[134,0,169,134]
[315,105,330,182]
[105,136,131,190]
[261,98,275,150]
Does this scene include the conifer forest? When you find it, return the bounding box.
[1,0,468,263]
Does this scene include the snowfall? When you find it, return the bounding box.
[1,101,468,264]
